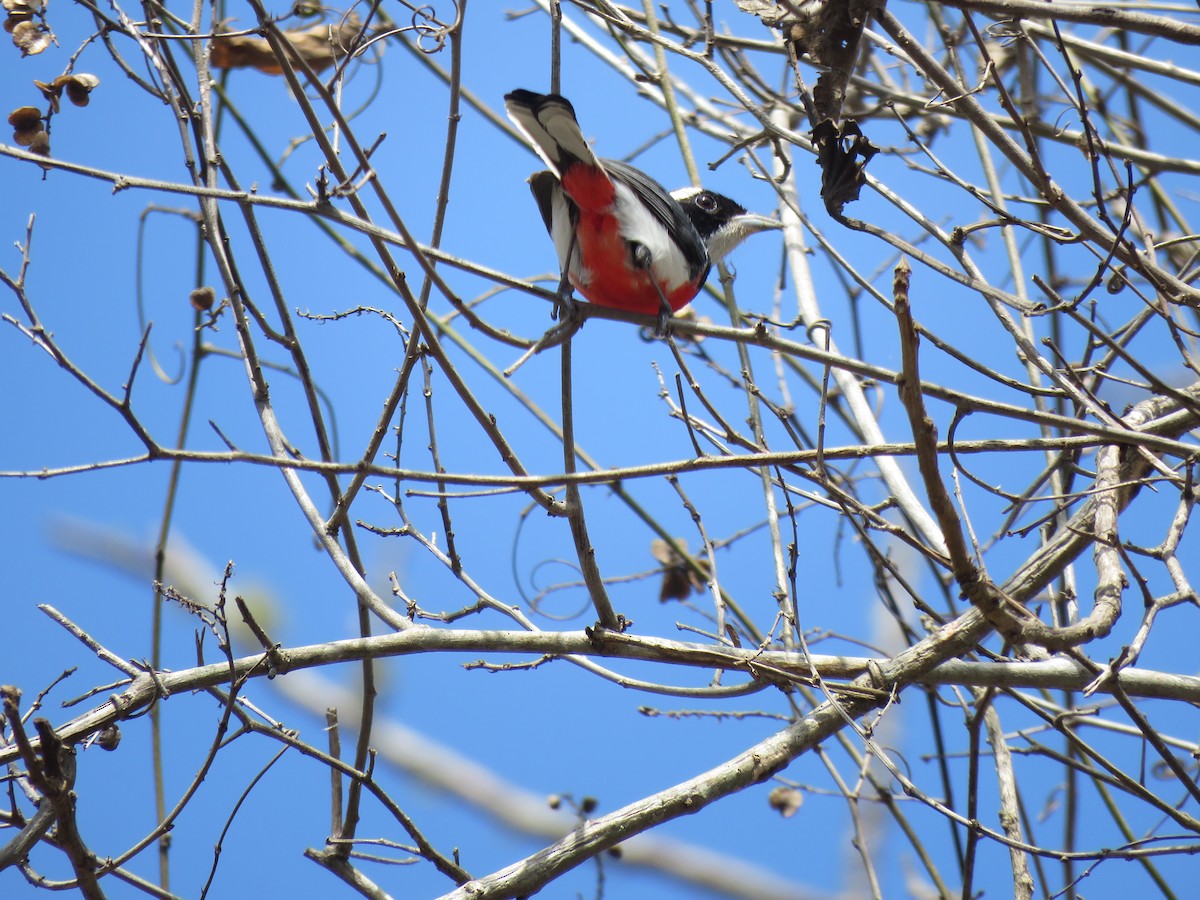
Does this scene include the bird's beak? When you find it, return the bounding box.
[707,213,784,263]
[735,212,785,234]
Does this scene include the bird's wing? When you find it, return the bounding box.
[604,158,709,278]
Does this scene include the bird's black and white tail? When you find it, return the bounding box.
[504,90,601,179]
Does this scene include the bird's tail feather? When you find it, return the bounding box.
[504,90,598,177]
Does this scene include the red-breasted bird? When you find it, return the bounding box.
[504,89,781,332]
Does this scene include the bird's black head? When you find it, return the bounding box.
[672,188,782,263]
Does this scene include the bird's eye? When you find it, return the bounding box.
[696,192,719,213]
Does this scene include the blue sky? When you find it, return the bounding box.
[4,2,1200,898]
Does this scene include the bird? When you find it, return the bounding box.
[504,89,781,333]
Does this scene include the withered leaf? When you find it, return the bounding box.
[210,18,362,75]
[733,0,790,28]
[650,538,709,603]
[9,104,41,128]
[63,72,100,106]
[737,0,883,123]
[813,118,879,217]
[33,73,100,112]
[189,286,216,311]
[2,0,46,15]
[32,78,59,113]
[768,785,804,818]
[27,129,49,155]
[93,724,121,751]
[9,104,42,144]
[10,16,51,56]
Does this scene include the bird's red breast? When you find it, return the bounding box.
[565,216,700,314]
[558,162,701,314]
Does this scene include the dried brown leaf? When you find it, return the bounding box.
[737,0,882,122]
[768,786,803,818]
[210,18,361,75]
[2,0,45,14]
[93,724,121,751]
[10,16,50,55]
[12,125,41,146]
[813,118,879,216]
[9,104,41,127]
[650,538,709,602]
[9,104,43,144]
[63,72,99,106]
[27,128,49,158]
[189,286,216,311]
[32,77,59,112]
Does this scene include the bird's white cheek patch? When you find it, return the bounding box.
[611,182,692,291]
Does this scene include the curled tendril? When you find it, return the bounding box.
[408,2,461,53]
